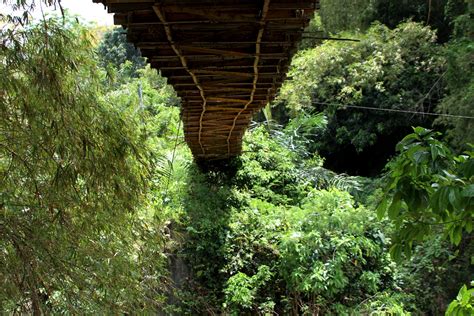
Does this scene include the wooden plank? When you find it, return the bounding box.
[149,53,287,61]
[206,97,249,104]
[156,5,257,22]
[191,69,253,78]
[178,45,252,57]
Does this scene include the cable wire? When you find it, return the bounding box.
[311,101,474,119]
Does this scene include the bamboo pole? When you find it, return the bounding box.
[226,0,271,156]
[153,5,207,155]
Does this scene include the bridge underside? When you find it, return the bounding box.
[94,0,317,161]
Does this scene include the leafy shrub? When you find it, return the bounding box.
[220,190,406,314]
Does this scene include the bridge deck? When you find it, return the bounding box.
[94,0,317,161]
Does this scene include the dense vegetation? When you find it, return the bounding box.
[1,0,473,315]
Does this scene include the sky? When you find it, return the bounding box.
[2,0,114,25]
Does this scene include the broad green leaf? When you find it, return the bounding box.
[376,197,387,219]
[462,184,474,198]
[450,225,463,246]
[387,196,402,219]
[389,243,403,262]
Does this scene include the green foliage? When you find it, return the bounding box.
[354,292,412,315]
[378,127,473,313]
[168,127,414,315]
[219,189,406,314]
[446,282,474,316]
[224,265,273,310]
[1,0,59,25]
[435,4,474,151]
[235,126,308,205]
[1,2,472,315]
[235,125,365,204]
[0,17,174,313]
[277,190,396,314]
[173,167,241,313]
[318,0,467,42]
[277,22,444,174]
[378,127,473,261]
[319,0,376,33]
[396,235,474,314]
[97,27,146,79]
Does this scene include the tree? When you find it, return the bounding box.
[377,127,474,314]
[318,0,467,42]
[319,0,375,33]
[97,27,146,78]
[0,16,167,314]
[277,22,445,175]
[435,3,474,151]
[377,127,473,260]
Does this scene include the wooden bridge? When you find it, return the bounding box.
[94,0,317,161]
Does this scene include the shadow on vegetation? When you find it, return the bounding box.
[165,164,239,314]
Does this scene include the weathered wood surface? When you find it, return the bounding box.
[94,0,317,161]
